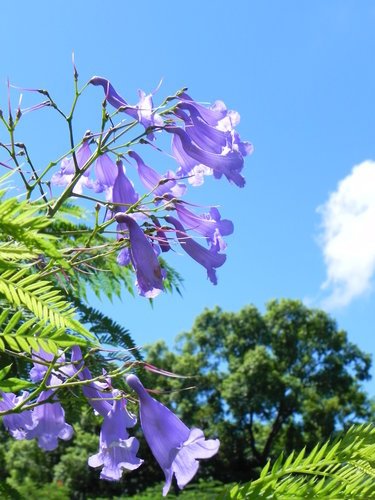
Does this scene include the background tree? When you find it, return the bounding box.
[143,299,372,483]
[0,299,372,496]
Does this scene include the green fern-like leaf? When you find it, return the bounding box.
[0,190,63,262]
[0,268,94,341]
[0,242,37,264]
[0,308,88,354]
[224,424,375,499]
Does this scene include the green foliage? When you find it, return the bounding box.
[0,180,373,499]
[224,424,375,499]
[53,426,100,496]
[50,204,183,303]
[0,185,144,431]
[0,481,23,500]
[12,481,69,500]
[4,438,58,490]
[121,479,233,499]
[0,307,89,355]
[159,257,184,297]
[0,268,92,339]
[72,297,142,359]
[0,188,98,356]
[0,187,63,264]
[143,300,373,484]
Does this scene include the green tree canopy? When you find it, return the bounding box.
[143,299,372,483]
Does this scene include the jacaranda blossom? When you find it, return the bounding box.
[0,391,34,440]
[169,126,246,187]
[1,349,74,450]
[24,389,73,451]
[30,348,75,386]
[71,346,113,417]
[1,389,73,450]
[51,139,93,194]
[165,216,226,285]
[89,76,163,137]
[174,203,234,251]
[115,213,165,298]
[112,160,139,213]
[126,374,219,496]
[93,153,118,193]
[177,92,228,126]
[133,88,164,139]
[129,151,186,199]
[88,394,143,481]
[178,92,253,157]
[167,92,252,187]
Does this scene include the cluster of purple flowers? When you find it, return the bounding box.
[0,74,251,495]
[0,347,219,495]
[51,76,252,297]
[0,349,74,450]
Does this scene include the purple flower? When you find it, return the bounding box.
[175,107,228,154]
[115,214,164,298]
[71,346,113,418]
[30,348,75,386]
[94,153,118,193]
[135,89,164,139]
[129,151,186,199]
[178,93,253,158]
[168,126,246,187]
[112,160,139,213]
[89,76,163,137]
[24,389,74,451]
[177,92,228,126]
[1,353,74,450]
[117,245,131,266]
[165,216,226,285]
[126,374,219,496]
[89,76,128,109]
[88,395,143,481]
[174,204,233,251]
[51,139,93,194]
[0,391,34,440]
[168,93,252,187]
[171,133,213,186]
[29,348,54,383]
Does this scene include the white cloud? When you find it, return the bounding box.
[318,160,375,308]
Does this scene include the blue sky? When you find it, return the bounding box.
[1,1,375,394]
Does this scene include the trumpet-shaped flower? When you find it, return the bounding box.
[165,216,226,285]
[168,92,252,186]
[30,348,75,386]
[112,160,139,213]
[94,153,118,193]
[88,395,143,481]
[1,351,73,450]
[24,389,74,451]
[89,76,163,137]
[169,126,246,187]
[134,89,164,139]
[177,92,228,126]
[174,204,233,251]
[0,391,34,440]
[51,139,93,194]
[71,346,113,418]
[115,214,164,298]
[129,151,186,199]
[126,374,219,496]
